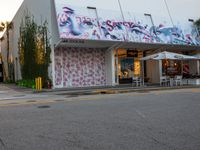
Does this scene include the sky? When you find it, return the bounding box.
[0,0,23,21]
[0,0,199,22]
[0,0,199,21]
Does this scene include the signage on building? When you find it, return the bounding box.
[127,50,138,57]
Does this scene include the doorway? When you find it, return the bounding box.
[115,49,143,84]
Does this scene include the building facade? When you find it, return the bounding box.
[1,0,200,88]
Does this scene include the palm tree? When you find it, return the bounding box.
[5,22,13,80]
[195,18,200,26]
[0,22,5,32]
[195,18,200,35]
[0,21,13,81]
[0,23,6,81]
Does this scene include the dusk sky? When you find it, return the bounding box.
[0,0,23,21]
[0,0,199,22]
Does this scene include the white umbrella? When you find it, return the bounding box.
[193,54,200,59]
[140,51,198,61]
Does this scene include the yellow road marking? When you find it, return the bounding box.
[71,97,100,102]
[72,97,100,101]
[0,97,102,107]
[127,93,149,96]
[191,89,200,93]
[153,90,182,95]
[0,100,55,107]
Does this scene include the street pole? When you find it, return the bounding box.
[117,0,129,41]
[163,0,174,26]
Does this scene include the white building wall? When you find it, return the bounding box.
[50,0,61,87]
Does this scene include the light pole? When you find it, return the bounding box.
[117,0,129,41]
[163,0,174,26]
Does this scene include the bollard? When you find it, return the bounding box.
[39,77,42,91]
[35,77,42,91]
[35,78,38,90]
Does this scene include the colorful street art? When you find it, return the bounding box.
[55,1,200,46]
[54,48,106,88]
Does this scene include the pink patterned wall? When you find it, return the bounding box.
[54,47,106,88]
[54,49,62,86]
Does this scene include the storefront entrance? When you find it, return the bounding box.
[115,49,143,84]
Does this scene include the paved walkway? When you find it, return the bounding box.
[0,84,49,101]
[0,83,199,106]
[1,83,200,96]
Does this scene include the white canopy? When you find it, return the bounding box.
[140,51,198,61]
[193,54,200,59]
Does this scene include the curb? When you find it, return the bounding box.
[93,85,200,95]
[2,83,199,95]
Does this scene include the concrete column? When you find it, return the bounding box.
[51,46,56,89]
[159,60,162,77]
[105,49,115,86]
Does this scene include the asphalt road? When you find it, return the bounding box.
[0,89,200,150]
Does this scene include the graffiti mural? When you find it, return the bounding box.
[55,1,200,46]
[54,48,106,88]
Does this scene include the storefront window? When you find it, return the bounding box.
[115,49,142,83]
[120,58,134,78]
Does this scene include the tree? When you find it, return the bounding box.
[194,18,200,34]
[194,18,200,26]
[0,22,6,81]
[0,21,13,81]
[19,15,51,87]
[5,22,13,81]
[0,22,5,32]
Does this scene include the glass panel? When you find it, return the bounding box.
[119,58,134,79]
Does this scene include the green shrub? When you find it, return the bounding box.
[17,79,35,88]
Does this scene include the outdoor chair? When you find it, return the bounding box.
[160,76,169,86]
[132,77,142,87]
[174,75,182,86]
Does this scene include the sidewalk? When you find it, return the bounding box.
[41,84,200,96]
[1,83,200,96]
[0,83,48,101]
[0,83,199,106]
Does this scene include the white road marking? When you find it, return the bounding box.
[135,110,146,118]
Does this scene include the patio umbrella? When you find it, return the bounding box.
[193,54,200,59]
[140,51,198,60]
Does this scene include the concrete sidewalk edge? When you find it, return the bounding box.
[35,85,200,95]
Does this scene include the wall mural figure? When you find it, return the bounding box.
[55,3,200,46]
